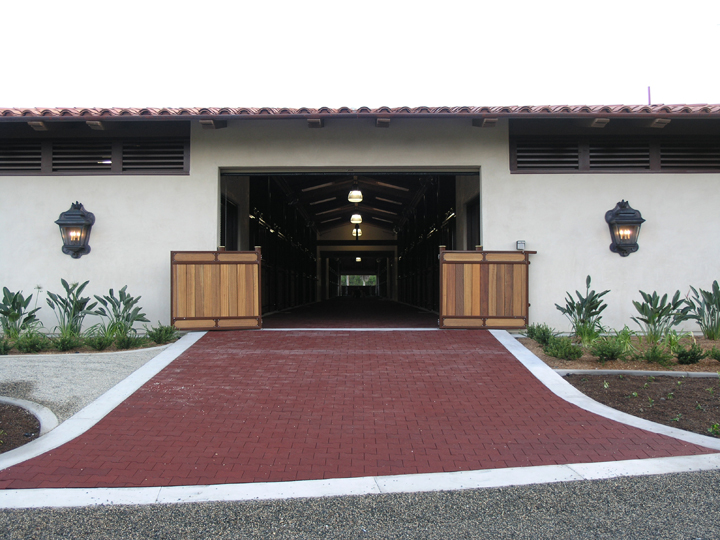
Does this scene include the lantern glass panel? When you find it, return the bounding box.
[612,223,640,246]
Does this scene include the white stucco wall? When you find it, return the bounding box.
[0,173,215,330]
[2,117,718,333]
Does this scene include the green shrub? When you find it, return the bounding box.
[53,334,83,352]
[0,338,11,355]
[115,334,147,350]
[525,323,557,347]
[14,330,50,354]
[637,343,673,366]
[555,276,609,347]
[631,290,689,345]
[676,343,708,365]
[144,322,179,345]
[85,333,113,351]
[708,346,720,362]
[686,281,720,340]
[0,288,41,339]
[543,335,584,360]
[590,336,626,362]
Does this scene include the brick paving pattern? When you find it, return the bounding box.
[0,330,715,489]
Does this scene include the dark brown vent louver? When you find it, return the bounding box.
[0,137,189,175]
[122,140,187,171]
[660,141,720,169]
[0,141,42,171]
[589,142,651,169]
[52,141,113,172]
[515,141,579,170]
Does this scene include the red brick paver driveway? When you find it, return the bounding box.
[0,330,715,489]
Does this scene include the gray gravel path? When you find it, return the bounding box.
[0,347,167,422]
[1,470,718,539]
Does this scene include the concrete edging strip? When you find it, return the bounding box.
[555,369,720,378]
[0,332,206,472]
[0,396,58,435]
[490,329,720,451]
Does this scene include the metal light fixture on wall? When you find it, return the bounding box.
[55,202,95,258]
[605,200,645,257]
[352,226,362,238]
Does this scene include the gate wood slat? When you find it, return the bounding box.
[439,248,535,329]
[171,248,262,330]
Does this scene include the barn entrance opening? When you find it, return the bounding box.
[219,171,479,328]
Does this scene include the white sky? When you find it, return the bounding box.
[2,0,719,109]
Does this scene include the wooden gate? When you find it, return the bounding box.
[439,247,535,329]
[171,248,262,330]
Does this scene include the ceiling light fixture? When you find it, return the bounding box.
[348,177,363,204]
[350,214,362,224]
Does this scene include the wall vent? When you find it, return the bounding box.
[122,139,187,171]
[52,141,113,172]
[660,141,720,170]
[514,141,579,170]
[589,141,651,169]
[0,141,42,171]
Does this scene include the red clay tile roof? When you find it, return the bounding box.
[1,104,720,120]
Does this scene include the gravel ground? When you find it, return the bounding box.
[0,347,167,422]
[0,470,718,539]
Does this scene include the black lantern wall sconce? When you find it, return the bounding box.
[605,200,645,257]
[55,202,95,258]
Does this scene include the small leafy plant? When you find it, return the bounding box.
[676,343,707,365]
[0,338,11,355]
[543,335,583,360]
[14,329,50,354]
[709,424,720,437]
[686,281,720,340]
[84,328,114,351]
[708,346,720,362]
[662,330,693,354]
[590,335,627,363]
[144,322,179,345]
[91,286,149,340]
[0,288,41,339]
[53,334,83,352]
[525,323,557,347]
[46,280,97,339]
[631,290,689,345]
[637,343,673,366]
[555,276,609,347]
[115,334,147,350]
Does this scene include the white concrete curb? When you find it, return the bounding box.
[0,396,58,435]
[0,332,206,472]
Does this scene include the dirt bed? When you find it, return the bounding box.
[565,374,720,438]
[0,403,40,453]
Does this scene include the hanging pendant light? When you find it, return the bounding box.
[350,213,362,224]
[348,177,363,203]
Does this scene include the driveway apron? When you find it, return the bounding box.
[0,330,715,489]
